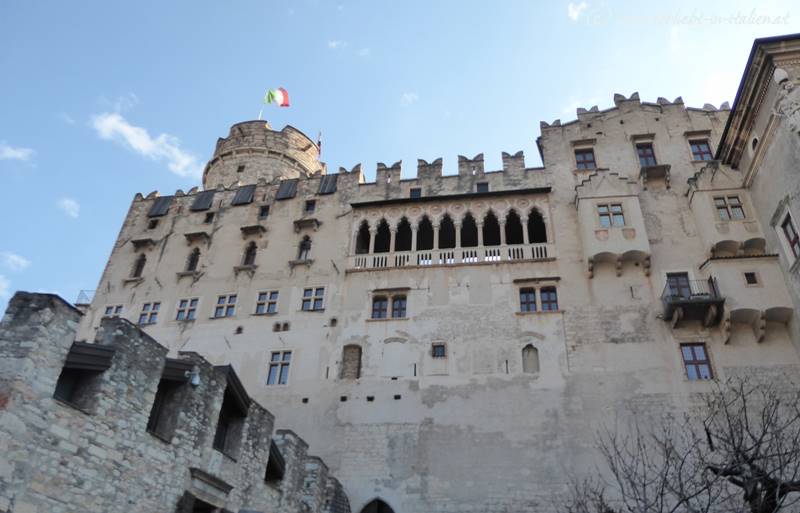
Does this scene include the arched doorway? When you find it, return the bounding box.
[360,499,395,513]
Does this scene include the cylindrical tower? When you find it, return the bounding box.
[202,121,324,189]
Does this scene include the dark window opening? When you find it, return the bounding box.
[242,241,257,266]
[417,216,434,251]
[355,221,371,254]
[281,322,289,331]
[439,215,456,249]
[146,378,185,442]
[203,212,215,224]
[213,387,248,457]
[265,441,286,483]
[147,219,159,230]
[461,213,478,247]
[409,187,421,199]
[374,219,391,253]
[637,143,657,167]
[392,295,407,318]
[236,165,245,173]
[132,254,146,278]
[482,211,501,246]
[783,214,800,258]
[520,288,536,312]
[297,236,311,260]
[575,148,596,170]
[528,209,547,243]
[258,205,270,219]
[395,217,412,251]
[185,248,200,272]
[431,343,446,358]
[53,342,115,411]
[681,343,713,380]
[744,272,758,285]
[505,210,524,245]
[371,296,388,319]
[476,182,489,193]
[304,200,316,213]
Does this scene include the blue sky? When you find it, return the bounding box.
[0,0,797,307]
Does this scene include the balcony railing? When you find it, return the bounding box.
[349,243,555,270]
[661,277,725,327]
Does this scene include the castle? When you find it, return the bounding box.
[2,33,800,513]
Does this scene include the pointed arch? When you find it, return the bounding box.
[483,210,501,246]
[186,247,200,272]
[505,209,524,245]
[242,241,257,266]
[417,216,434,251]
[374,219,391,253]
[355,220,371,254]
[461,212,478,247]
[439,214,456,249]
[131,253,146,278]
[528,208,547,243]
[360,499,396,513]
[395,217,412,251]
[522,344,540,373]
[298,235,311,260]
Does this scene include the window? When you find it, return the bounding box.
[204,212,215,224]
[131,254,147,278]
[256,291,278,314]
[690,139,713,161]
[185,248,200,272]
[409,187,421,199]
[598,204,624,227]
[146,377,184,442]
[267,351,291,385]
[236,164,245,173]
[522,344,540,373]
[681,343,713,381]
[53,343,113,410]
[341,345,362,379]
[214,295,237,318]
[371,296,388,319]
[540,287,558,311]
[744,272,758,285]
[636,143,657,167]
[575,148,596,170]
[258,205,270,219]
[476,182,489,193]
[666,272,692,299]
[301,287,324,311]
[431,343,446,358]
[147,219,159,230]
[520,288,536,312]
[103,305,123,317]
[781,214,800,258]
[242,241,257,266]
[176,298,198,321]
[714,196,745,220]
[265,441,286,483]
[213,385,248,456]
[138,302,160,325]
[297,236,312,261]
[391,295,407,318]
[304,200,316,213]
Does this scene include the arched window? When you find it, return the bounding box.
[360,499,395,513]
[395,217,412,251]
[185,248,200,272]
[522,344,540,374]
[341,345,362,379]
[461,212,478,247]
[131,254,146,278]
[298,236,311,260]
[483,211,501,246]
[374,219,391,253]
[242,241,257,266]
[355,221,370,254]
[417,216,434,251]
[528,208,547,243]
[505,209,524,245]
[439,214,456,249]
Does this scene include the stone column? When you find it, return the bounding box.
[411,226,418,252]
[499,221,507,246]
[454,222,462,248]
[368,227,377,254]
[521,217,530,245]
[389,228,397,252]
[477,222,484,247]
[432,224,440,250]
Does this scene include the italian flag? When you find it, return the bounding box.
[265,88,290,107]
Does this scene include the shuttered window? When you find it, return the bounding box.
[190,190,215,211]
[148,196,173,217]
[318,174,338,195]
[231,185,256,206]
[276,179,299,200]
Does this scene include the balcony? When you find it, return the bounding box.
[348,242,555,271]
[661,277,725,328]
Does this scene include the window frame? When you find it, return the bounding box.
[214,294,237,318]
[597,203,625,228]
[574,148,597,170]
[680,343,713,381]
[103,305,123,318]
[689,139,714,161]
[255,291,279,315]
[175,298,199,321]
[781,213,800,259]
[391,295,407,318]
[636,142,657,167]
[409,187,422,199]
[714,195,745,221]
[476,182,489,193]
[519,287,537,312]
[267,351,292,386]
[304,200,316,214]
[301,287,325,311]
[258,205,270,219]
[540,287,558,311]
[371,296,388,319]
[431,342,447,358]
[138,302,160,325]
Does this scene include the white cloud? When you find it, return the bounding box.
[57,198,80,219]
[357,47,371,58]
[59,112,76,125]
[99,92,139,113]
[0,252,30,272]
[327,40,348,50]
[0,142,34,162]
[91,112,202,178]
[0,275,9,299]
[401,92,419,105]
[567,2,588,21]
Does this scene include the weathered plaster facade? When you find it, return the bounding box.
[6,34,800,513]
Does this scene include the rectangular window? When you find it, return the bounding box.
[304,200,316,213]
[431,343,446,358]
[103,305,123,317]
[267,351,292,385]
[214,295,237,318]
[175,298,198,321]
[636,143,657,167]
[236,164,245,173]
[256,291,279,314]
[714,196,745,220]
[598,204,624,227]
[540,287,558,311]
[391,295,407,318]
[138,302,160,325]
[476,182,489,193]
[409,187,422,199]
[681,343,713,381]
[782,214,800,258]
[574,148,596,170]
[258,205,270,219]
[301,287,325,311]
[744,272,758,285]
[371,296,388,319]
[204,212,215,224]
[666,272,692,299]
[519,288,536,312]
[690,139,713,161]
